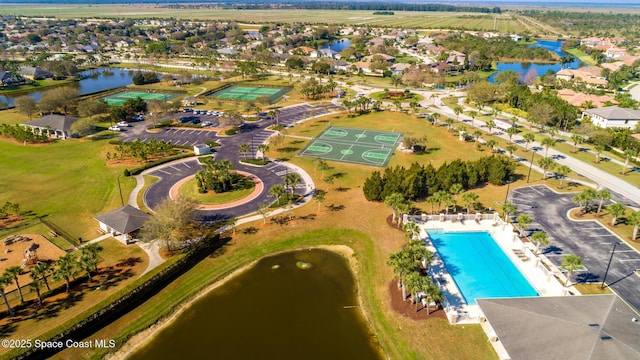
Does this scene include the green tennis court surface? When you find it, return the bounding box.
[208,85,290,103]
[299,127,402,167]
[101,91,180,106]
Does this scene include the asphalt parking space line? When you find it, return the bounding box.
[158,169,172,175]
[615,250,638,252]
[170,166,181,172]
[275,170,288,176]
[183,162,191,168]
[619,259,640,262]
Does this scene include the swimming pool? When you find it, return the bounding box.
[428,231,538,305]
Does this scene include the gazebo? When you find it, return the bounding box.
[95,205,150,244]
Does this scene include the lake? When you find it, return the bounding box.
[129,249,384,360]
[0,68,136,107]
[487,40,581,83]
[323,38,351,52]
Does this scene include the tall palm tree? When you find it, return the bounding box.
[530,231,550,255]
[501,202,517,222]
[629,210,640,241]
[556,165,571,189]
[468,110,477,127]
[387,251,413,301]
[269,184,286,205]
[283,172,301,199]
[445,118,454,131]
[622,149,638,175]
[426,196,439,215]
[31,262,53,291]
[506,127,518,142]
[485,119,495,134]
[384,192,405,224]
[522,133,535,152]
[0,275,15,317]
[453,105,462,122]
[238,143,251,159]
[541,137,556,158]
[595,189,611,216]
[423,280,444,315]
[538,157,556,180]
[608,203,626,226]
[407,239,433,270]
[486,139,498,154]
[403,221,420,240]
[442,193,455,215]
[449,183,464,203]
[316,159,330,180]
[515,214,533,237]
[561,254,584,287]
[257,201,271,224]
[29,275,43,306]
[403,272,425,310]
[314,190,325,213]
[80,243,103,283]
[433,190,448,213]
[570,134,583,153]
[256,144,269,160]
[505,144,518,161]
[594,144,605,164]
[4,266,24,304]
[54,253,77,293]
[396,200,413,228]
[461,192,480,214]
[473,130,482,147]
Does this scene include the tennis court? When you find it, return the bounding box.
[101,91,180,106]
[299,127,402,167]
[209,85,290,103]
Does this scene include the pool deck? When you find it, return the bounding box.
[407,213,566,325]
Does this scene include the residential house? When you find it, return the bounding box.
[477,295,640,360]
[22,114,80,139]
[311,48,339,59]
[580,37,616,48]
[390,63,411,75]
[217,47,238,58]
[19,66,50,80]
[605,47,626,59]
[557,89,616,108]
[582,106,640,129]
[353,61,373,74]
[556,66,607,87]
[367,53,395,63]
[95,205,151,244]
[0,71,15,86]
[446,50,466,66]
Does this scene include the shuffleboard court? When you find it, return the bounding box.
[299,127,402,167]
[101,91,180,106]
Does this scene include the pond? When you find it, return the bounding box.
[487,40,581,83]
[129,249,384,360]
[0,68,136,107]
[323,38,352,52]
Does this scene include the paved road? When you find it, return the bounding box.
[510,185,640,312]
[136,103,338,219]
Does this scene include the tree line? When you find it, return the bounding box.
[363,156,515,202]
[108,138,175,162]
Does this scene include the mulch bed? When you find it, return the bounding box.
[386,215,405,232]
[388,280,447,321]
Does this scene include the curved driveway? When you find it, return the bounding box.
[510,184,640,312]
[140,103,338,220]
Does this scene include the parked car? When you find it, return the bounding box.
[202,121,212,127]
[108,126,122,131]
[117,121,131,127]
[178,116,191,123]
[206,110,215,116]
[132,114,144,121]
[183,108,192,113]
[191,118,201,124]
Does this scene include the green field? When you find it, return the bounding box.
[0,6,527,31]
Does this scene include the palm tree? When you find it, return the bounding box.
[31,262,53,291]
[502,202,517,222]
[238,143,251,159]
[505,144,518,161]
[486,139,498,154]
[426,196,438,215]
[79,243,103,283]
[541,137,556,157]
[445,118,454,131]
[396,200,413,228]
[387,250,413,301]
[622,149,638,175]
[29,275,43,306]
[595,189,611,216]
[594,144,605,163]
[407,239,433,270]
[461,192,480,214]
[556,165,571,188]
[433,190,447,213]
[390,74,403,91]
[256,144,269,160]
[449,183,464,203]
[404,272,429,311]
[453,105,462,122]
[54,253,77,293]
[530,231,550,255]
[608,203,626,226]
[5,266,24,304]
[257,202,271,224]
[431,112,440,126]
[538,157,556,180]
[515,214,533,237]
[629,210,640,240]
[283,172,301,199]
[0,275,15,317]
[315,159,330,180]
[468,110,477,127]
[473,130,482,147]
[485,119,495,134]
[403,221,420,240]
[506,127,519,142]
[384,192,405,224]
[269,184,286,205]
[314,189,325,213]
[561,254,584,287]
[570,134,583,153]
[423,280,444,315]
[522,133,535,152]
[442,193,455,215]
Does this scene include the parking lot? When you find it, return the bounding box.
[121,126,219,147]
[510,184,640,312]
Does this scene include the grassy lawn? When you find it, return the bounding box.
[0,79,74,95]
[177,177,255,205]
[564,48,597,66]
[0,238,149,359]
[370,91,424,103]
[137,175,160,212]
[574,284,613,295]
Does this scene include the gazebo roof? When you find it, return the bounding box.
[95,205,150,234]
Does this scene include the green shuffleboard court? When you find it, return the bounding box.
[208,85,290,103]
[299,127,402,167]
[101,91,180,106]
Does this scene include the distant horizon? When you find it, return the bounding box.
[2,0,640,7]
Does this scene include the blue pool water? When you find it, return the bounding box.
[428,231,538,305]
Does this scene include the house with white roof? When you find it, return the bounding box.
[582,106,640,129]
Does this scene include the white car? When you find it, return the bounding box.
[108,126,122,132]
[117,121,131,127]
[202,121,212,127]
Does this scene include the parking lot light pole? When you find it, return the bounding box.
[601,242,619,289]
[117,174,124,207]
[503,178,512,205]
[526,150,536,183]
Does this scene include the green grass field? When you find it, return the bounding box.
[178,177,255,205]
[0,6,527,31]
